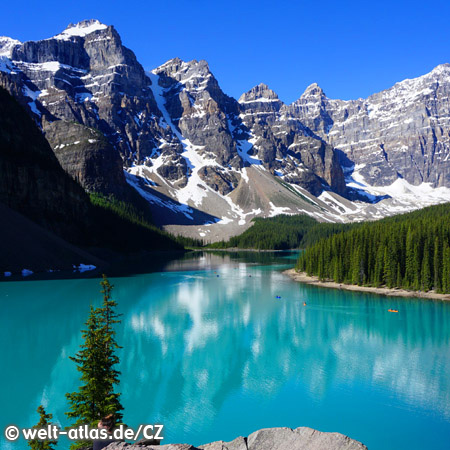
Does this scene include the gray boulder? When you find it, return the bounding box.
[101,427,367,450]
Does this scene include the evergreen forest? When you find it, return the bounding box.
[208,215,355,250]
[296,203,450,293]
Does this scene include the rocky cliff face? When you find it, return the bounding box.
[1,20,450,241]
[44,120,130,198]
[0,20,172,201]
[290,65,450,188]
[8,20,161,160]
[237,82,347,196]
[154,58,241,169]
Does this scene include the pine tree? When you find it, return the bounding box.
[442,243,450,293]
[373,244,384,286]
[421,253,432,291]
[383,246,394,288]
[412,240,421,290]
[421,238,432,291]
[28,406,57,450]
[396,263,402,287]
[351,245,361,285]
[434,237,442,292]
[405,227,415,288]
[66,276,123,449]
[98,275,123,422]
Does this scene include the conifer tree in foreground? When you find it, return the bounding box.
[66,275,123,449]
[28,405,57,450]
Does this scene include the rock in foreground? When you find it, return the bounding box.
[105,427,367,450]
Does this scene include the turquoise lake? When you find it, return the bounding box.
[1,251,449,450]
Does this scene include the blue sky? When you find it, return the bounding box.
[2,0,449,103]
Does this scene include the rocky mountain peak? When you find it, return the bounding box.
[154,57,212,84]
[430,62,450,74]
[53,19,108,40]
[413,63,450,83]
[299,82,326,100]
[239,83,281,104]
[0,36,21,57]
[155,57,184,73]
[370,63,450,104]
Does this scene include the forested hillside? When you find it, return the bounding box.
[208,215,355,250]
[296,203,450,293]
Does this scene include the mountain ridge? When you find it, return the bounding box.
[1,20,450,242]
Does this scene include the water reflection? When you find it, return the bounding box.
[119,266,450,446]
[0,251,449,450]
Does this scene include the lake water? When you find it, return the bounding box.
[1,251,449,450]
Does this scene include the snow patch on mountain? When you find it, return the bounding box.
[14,60,88,74]
[53,20,108,40]
[269,202,294,217]
[318,191,356,214]
[228,117,262,166]
[0,36,21,57]
[148,70,223,207]
[240,97,281,104]
[0,56,14,73]
[125,170,195,220]
[347,167,450,213]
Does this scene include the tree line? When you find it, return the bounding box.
[90,193,204,250]
[296,203,450,293]
[208,214,356,250]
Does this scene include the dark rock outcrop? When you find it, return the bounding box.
[0,202,102,274]
[198,166,241,195]
[0,86,181,267]
[45,120,130,198]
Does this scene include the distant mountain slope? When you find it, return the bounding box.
[291,65,450,188]
[1,20,450,242]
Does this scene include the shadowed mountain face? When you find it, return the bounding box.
[0,86,181,272]
[0,86,90,243]
[0,85,105,272]
[1,20,450,241]
[44,120,130,198]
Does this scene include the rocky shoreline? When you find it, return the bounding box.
[285,269,450,301]
[104,427,367,450]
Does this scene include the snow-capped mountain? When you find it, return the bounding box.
[291,65,450,188]
[1,20,450,241]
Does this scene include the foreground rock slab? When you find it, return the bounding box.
[104,427,367,450]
